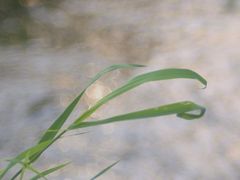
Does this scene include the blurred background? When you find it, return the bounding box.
[0,0,240,179]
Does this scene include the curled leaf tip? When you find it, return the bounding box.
[202,82,207,89]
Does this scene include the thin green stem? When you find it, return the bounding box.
[19,168,25,180]
[10,129,69,180]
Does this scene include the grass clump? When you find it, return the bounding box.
[0,64,207,179]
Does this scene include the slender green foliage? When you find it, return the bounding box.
[0,141,51,179]
[70,101,205,129]
[19,162,48,180]
[71,68,207,127]
[0,64,207,180]
[90,161,120,180]
[30,162,70,180]
[39,64,144,144]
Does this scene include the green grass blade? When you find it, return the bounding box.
[60,131,89,139]
[30,162,70,180]
[38,94,81,143]
[0,141,51,179]
[71,68,207,127]
[19,168,25,180]
[70,101,205,129]
[19,161,48,180]
[39,64,144,144]
[7,64,144,180]
[90,160,119,180]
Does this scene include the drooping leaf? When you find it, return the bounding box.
[90,160,119,180]
[70,101,205,129]
[71,68,207,128]
[2,65,207,180]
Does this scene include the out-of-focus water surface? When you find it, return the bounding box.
[1,0,240,179]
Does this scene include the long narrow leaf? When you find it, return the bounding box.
[19,161,47,180]
[71,68,207,127]
[30,162,70,180]
[39,64,144,143]
[0,141,51,179]
[33,64,143,158]
[9,64,144,180]
[90,160,119,180]
[70,101,205,129]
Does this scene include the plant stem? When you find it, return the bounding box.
[10,129,68,180]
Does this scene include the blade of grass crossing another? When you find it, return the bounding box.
[19,169,25,180]
[30,162,70,180]
[90,161,119,180]
[9,64,144,180]
[71,68,207,127]
[18,161,47,180]
[0,141,51,179]
[39,64,145,144]
[70,101,205,129]
[1,65,207,180]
